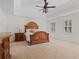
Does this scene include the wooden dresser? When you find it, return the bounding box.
[0,42,4,59]
[15,33,25,42]
[0,34,10,59]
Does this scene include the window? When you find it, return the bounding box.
[64,20,72,33]
[50,22,55,32]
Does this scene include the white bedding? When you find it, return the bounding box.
[24,32,32,42]
[24,29,33,42]
[24,29,38,42]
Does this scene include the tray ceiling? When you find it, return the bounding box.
[14,0,70,18]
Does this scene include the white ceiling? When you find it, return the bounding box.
[0,0,79,19]
[47,0,79,18]
[14,0,70,18]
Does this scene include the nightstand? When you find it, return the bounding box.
[15,33,25,42]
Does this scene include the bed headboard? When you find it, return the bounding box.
[24,22,38,32]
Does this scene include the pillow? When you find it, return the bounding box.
[26,29,38,33]
[31,29,38,33]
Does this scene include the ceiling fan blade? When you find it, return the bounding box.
[47,6,56,8]
[36,5,43,8]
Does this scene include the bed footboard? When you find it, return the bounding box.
[30,31,49,45]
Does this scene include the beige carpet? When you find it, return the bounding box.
[10,40,79,59]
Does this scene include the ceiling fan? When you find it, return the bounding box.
[36,0,56,13]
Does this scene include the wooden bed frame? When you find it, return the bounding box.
[30,31,49,45]
[24,22,38,32]
[24,22,49,45]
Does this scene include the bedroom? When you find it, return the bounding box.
[0,0,79,59]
